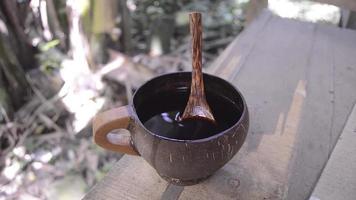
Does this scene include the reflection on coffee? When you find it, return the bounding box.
[138,91,241,140]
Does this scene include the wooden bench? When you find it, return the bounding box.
[83,10,356,200]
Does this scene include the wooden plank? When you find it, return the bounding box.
[329,26,356,149]
[83,11,273,200]
[311,103,356,200]
[83,156,169,200]
[181,15,317,200]
[207,10,272,80]
[85,12,356,200]
[182,18,356,200]
[161,184,184,200]
[285,24,335,200]
[286,24,356,200]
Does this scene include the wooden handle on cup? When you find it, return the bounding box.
[93,106,139,155]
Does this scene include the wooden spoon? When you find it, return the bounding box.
[180,12,216,123]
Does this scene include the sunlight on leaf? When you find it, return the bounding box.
[39,40,60,52]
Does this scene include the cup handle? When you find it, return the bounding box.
[93,106,139,155]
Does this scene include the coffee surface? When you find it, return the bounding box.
[137,91,241,140]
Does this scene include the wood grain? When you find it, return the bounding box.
[181,12,215,122]
[284,23,334,200]
[311,103,356,200]
[287,23,356,200]
[183,13,356,200]
[207,11,272,80]
[93,106,139,155]
[84,156,169,200]
[181,14,317,200]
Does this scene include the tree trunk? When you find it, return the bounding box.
[149,15,175,56]
[0,4,32,120]
[66,0,93,71]
[0,33,30,120]
[90,0,119,64]
[0,0,37,70]
[46,0,66,49]
[0,71,13,121]
[118,0,132,54]
[245,0,268,25]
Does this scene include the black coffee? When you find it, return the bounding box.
[137,91,241,140]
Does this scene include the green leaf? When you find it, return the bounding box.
[40,40,60,52]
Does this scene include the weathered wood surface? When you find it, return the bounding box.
[84,11,356,200]
[83,156,169,200]
[311,103,356,200]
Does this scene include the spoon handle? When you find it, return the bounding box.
[181,12,215,122]
[189,12,205,97]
